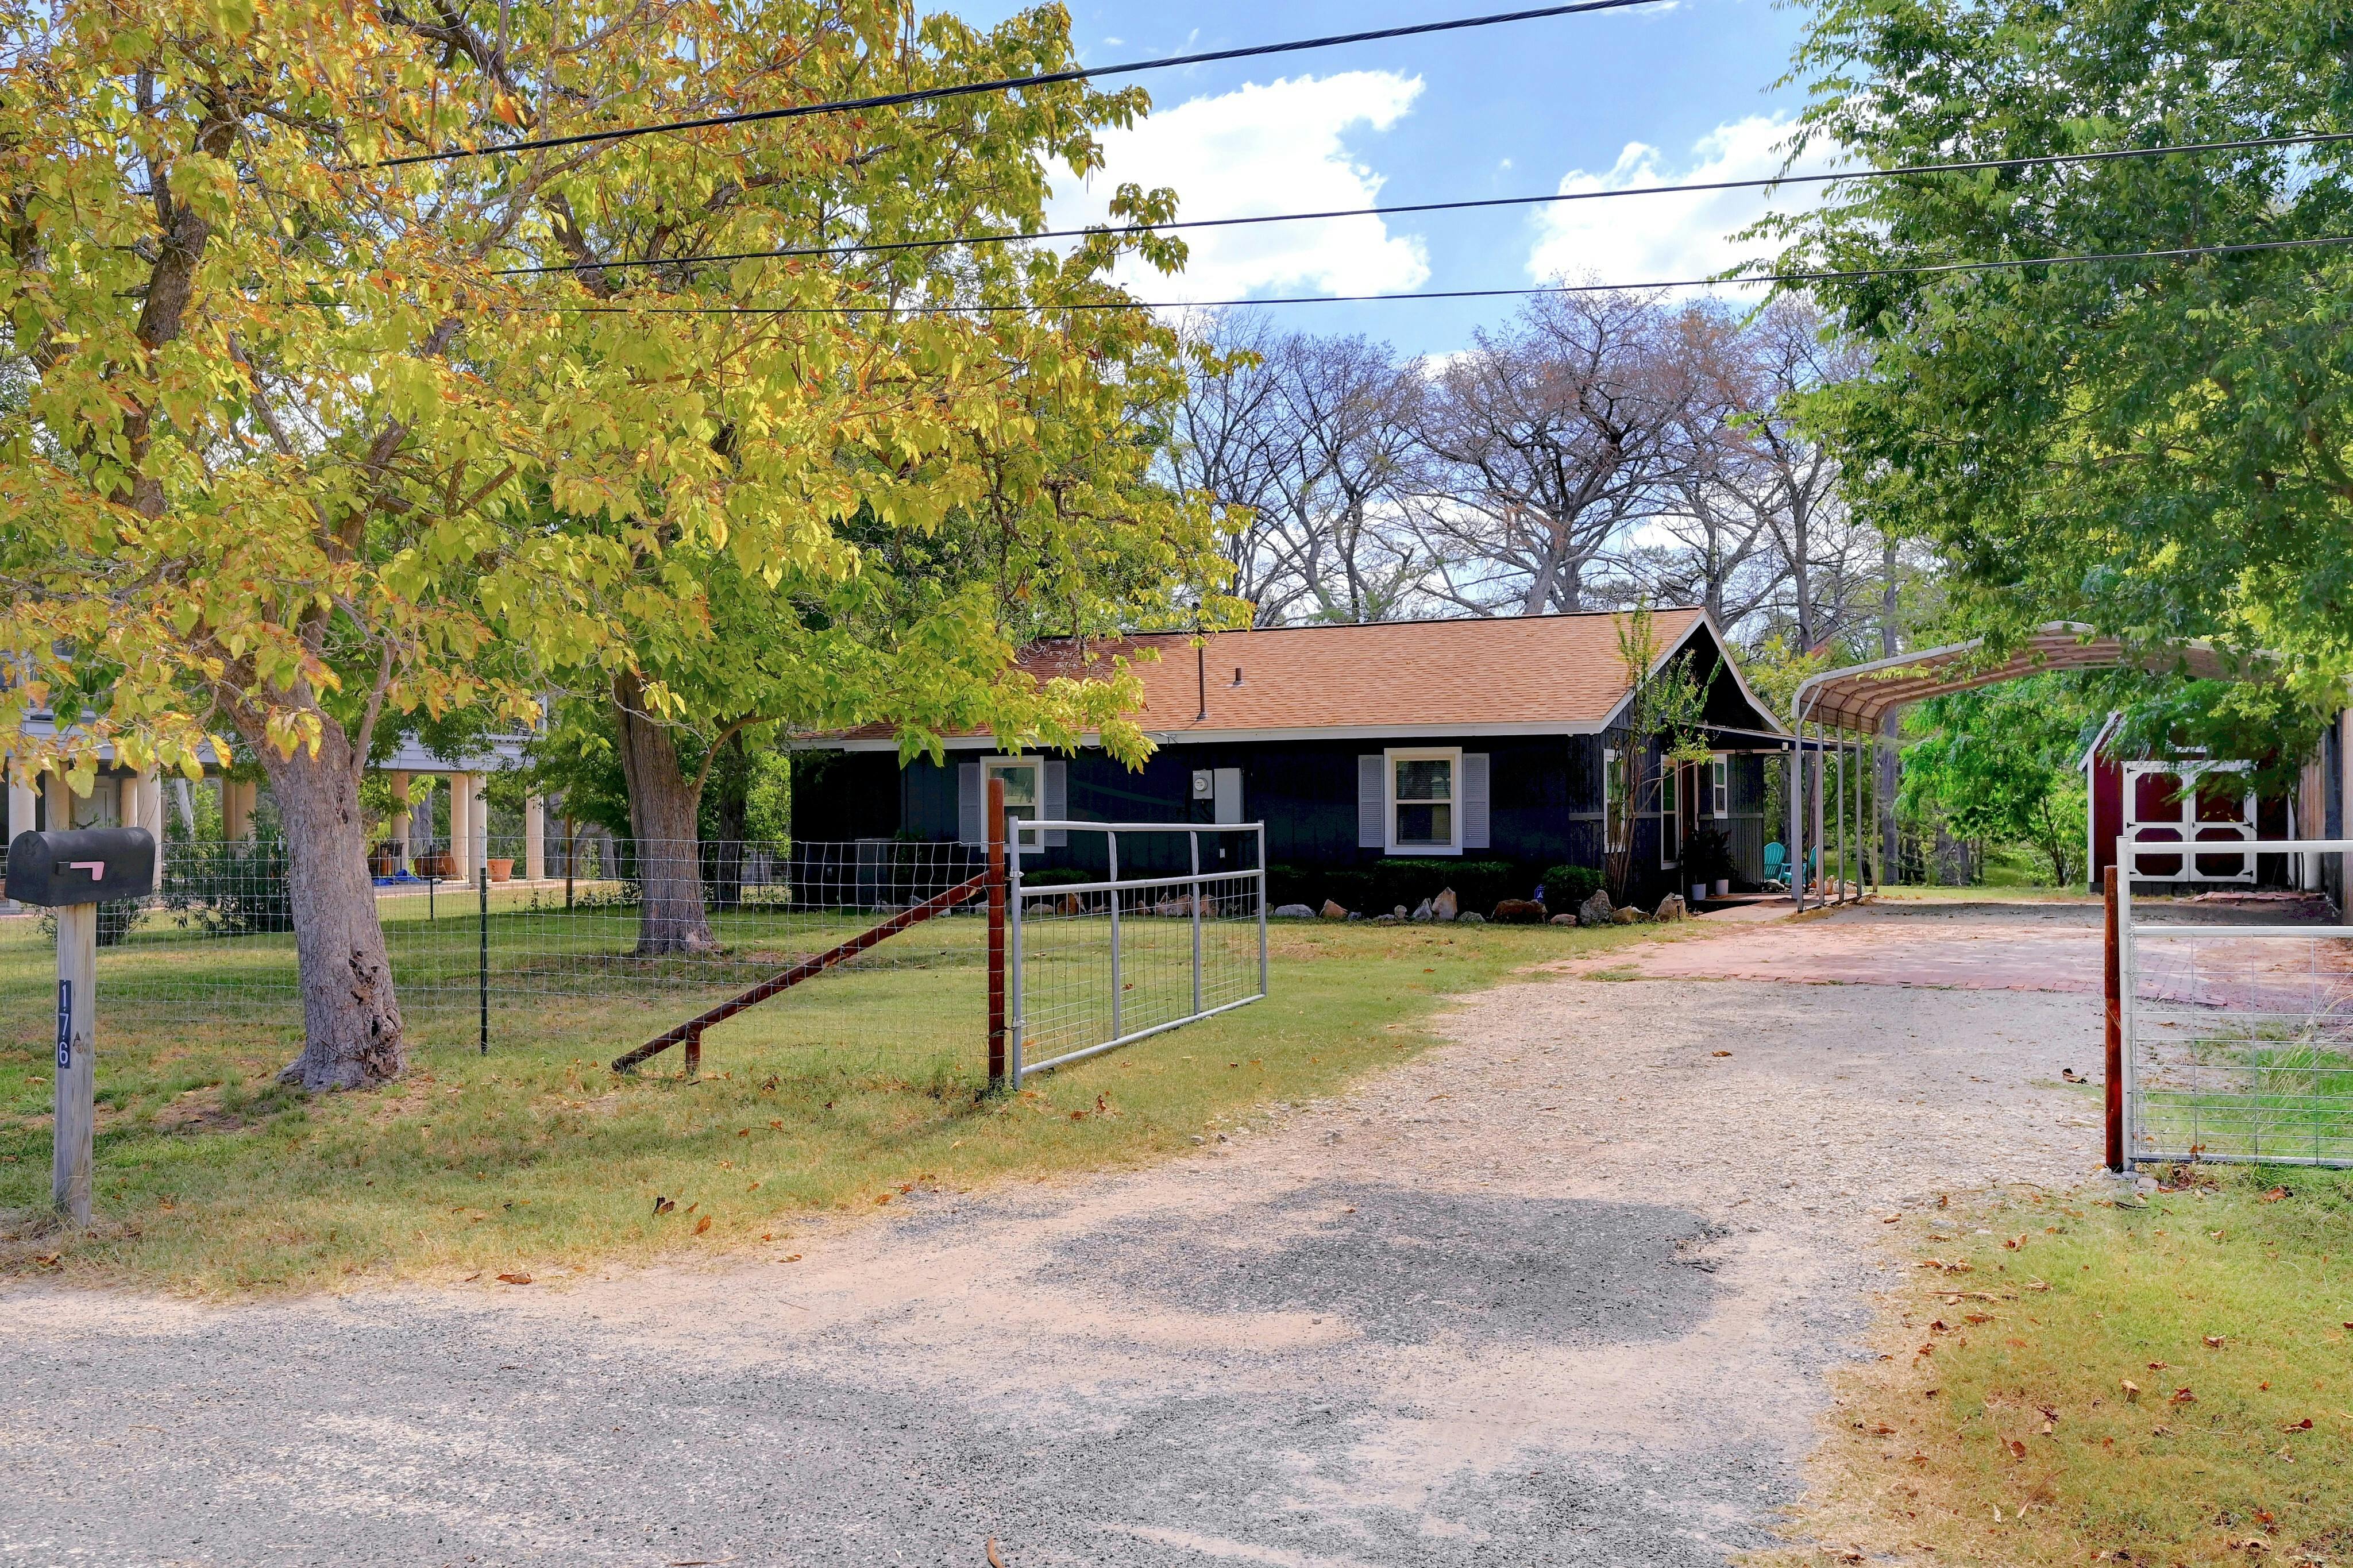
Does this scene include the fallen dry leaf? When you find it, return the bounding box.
[497,1273,532,1285]
[986,1538,1008,1568]
[2122,1380,2141,1402]
[874,1192,893,1206]
[693,1215,712,1235]
[2170,1387,2196,1405]
[1711,1049,1732,1057]
[2261,1187,2290,1203]
[2205,1335,2226,1349]
[782,1253,802,1262]
[2283,1418,2314,1431]
[2003,1233,2027,1250]
[652,1196,676,1215]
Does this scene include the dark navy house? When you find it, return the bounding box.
[793,609,1790,905]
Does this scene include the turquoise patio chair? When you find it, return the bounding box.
[1762,841,1787,886]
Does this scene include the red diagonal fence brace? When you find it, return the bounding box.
[611,778,1010,1079]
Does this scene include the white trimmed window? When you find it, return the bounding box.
[1711,756,1729,818]
[984,756,1042,848]
[1384,747,1461,855]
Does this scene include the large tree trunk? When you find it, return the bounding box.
[247,719,407,1091]
[611,669,716,955]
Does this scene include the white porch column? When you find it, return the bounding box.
[388,770,412,874]
[133,767,164,887]
[222,777,256,840]
[469,781,489,877]
[524,791,546,882]
[445,772,472,878]
[46,772,76,832]
[7,767,34,844]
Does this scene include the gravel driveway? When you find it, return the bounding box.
[0,901,2104,1567]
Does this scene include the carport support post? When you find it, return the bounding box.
[986,775,1007,1086]
[2103,865,2124,1172]
[1788,730,1806,913]
[53,902,95,1226]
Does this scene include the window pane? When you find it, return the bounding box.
[988,762,1038,809]
[1395,803,1451,845]
[1394,758,1452,802]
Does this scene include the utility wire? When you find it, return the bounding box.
[541,233,2353,316]
[493,129,2353,279]
[372,0,1669,169]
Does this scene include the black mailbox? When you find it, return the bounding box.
[5,828,157,906]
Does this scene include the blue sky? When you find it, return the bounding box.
[946,0,1823,354]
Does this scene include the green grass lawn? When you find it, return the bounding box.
[0,905,1656,1293]
[1760,1166,2353,1567]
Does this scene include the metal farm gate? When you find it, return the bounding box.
[2111,838,2353,1168]
[1005,819,1269,1083]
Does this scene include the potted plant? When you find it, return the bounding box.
[487,856,515,883]
[1684,826,1734,902]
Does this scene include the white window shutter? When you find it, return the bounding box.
[958,762,982,847]
[1043,759,1068,847]
[1463,752,1490,849]
[1358,755,1385,848]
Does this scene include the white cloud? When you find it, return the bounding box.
[1046,71,1430,306]
[1526,115,1841,294]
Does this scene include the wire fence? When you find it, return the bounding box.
[2123,839,2353,1167]
[0,839,993,1081]
[1010,822,1267,1080]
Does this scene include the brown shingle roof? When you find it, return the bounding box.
[830,608,1722,743]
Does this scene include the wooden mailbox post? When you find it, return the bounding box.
[5,826,156,1226]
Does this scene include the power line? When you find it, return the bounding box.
[538,232,2353,316]
[494,129,2353,279]
[372,0,1669,170]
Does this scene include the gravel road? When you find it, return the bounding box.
[0,902,2104,1567]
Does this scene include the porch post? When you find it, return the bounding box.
[1810,725,1825,903]
[448,771,475,877]
[1788,725,1806,913]
[524,791,546,882]
[388,771,412,874]
[1834,732,1848,902]
[132,766,164,888]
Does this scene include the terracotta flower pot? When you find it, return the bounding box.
[487,858,515,883]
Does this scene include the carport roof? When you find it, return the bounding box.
[1791,623,2242,733]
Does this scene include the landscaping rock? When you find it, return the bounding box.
[1272,903,1317,920]
[1392,905,1409,921]
[1456,911,1487,925]
[1320,899,1350,920]
[1490,898,1546,925]
[1653,894,1688,923]
[1549,912,1578,925]
[1432,888,1460,922]
[1410,898,1434,923]
[1577,890,1615,928]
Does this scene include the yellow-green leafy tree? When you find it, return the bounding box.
[0,0,1233,1083]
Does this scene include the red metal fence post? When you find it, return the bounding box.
[987,775,1007,1087]
[2104,863,2124,1172]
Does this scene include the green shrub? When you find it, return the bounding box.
[160,838,295,936]
[1539,864,1604,908]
